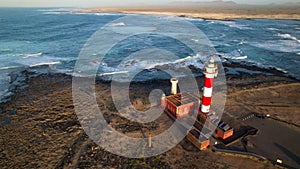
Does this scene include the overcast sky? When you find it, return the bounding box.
[0,0,299,7]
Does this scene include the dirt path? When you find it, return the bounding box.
[228,83,300,97]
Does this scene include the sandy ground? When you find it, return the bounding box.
[0,70,299,168]
[88,5,300,20]
[226,82,300,127]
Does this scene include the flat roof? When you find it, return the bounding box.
[212,119,221,126]
[189,128,209,142]
[218,120,232,132]
[166,92,199,107]
[193,121,211,133]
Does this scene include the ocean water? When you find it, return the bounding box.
[0,8,299,99]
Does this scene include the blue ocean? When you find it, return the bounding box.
[0,8,299,98]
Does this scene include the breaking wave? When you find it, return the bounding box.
[15,53,43,57]
[221,54,248,60]
[219,49,247,60]
[42,11,71,15]
[110,22,126,27]
[0,48,12,52]
[0,66,20,70]
[98,71,129,76]
[71,54,205,79]
[211,20,253,30]
[117,53,204,70]
[29,61,61,67]
[233,56,248,60]
[276,33,300,43]
[93,13,124,16]
[249,40,300,53]
[267,28,279,31]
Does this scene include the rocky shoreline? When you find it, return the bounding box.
[1,56,295,104]
[0,60,299,168]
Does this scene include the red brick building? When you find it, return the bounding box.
[161,92,199,118]
[199,112,234,140]
[215,121,234,140]
[187,127,211,150]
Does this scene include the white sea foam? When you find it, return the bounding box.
[214,20,253,30]
[29,61,61,67]
[238,40,247,45]
[233,56,248,60]
[250,61,290,74]
[274,67,288,74]
[226,49,245,58]
[15,53,43,58]
[0,48,12,52]
[43,12,70,15]
[250,40,300,53]
[207,20,215,24]
[99,53,204,75]
[0,54,65,73]
[110,22,126,27]
[98,71,129,76]
[93,13,123,16]
[174,54,202,64]
[0,66,20,70]
[277,33,300,43]
[144,53,203,70]
[267,28,279,31]
[220,54,247,60]
[184,17,204,22]
[191,39,199,42]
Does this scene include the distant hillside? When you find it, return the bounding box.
[110,0,300,11]
[170,0,300,7]
[170,0,238,7]
[281,2,300,6]
[90,0,300,20]
[168,0,300,9]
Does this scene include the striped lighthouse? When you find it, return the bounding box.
[201,56,218,113]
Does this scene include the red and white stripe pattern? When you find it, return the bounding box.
[201,57,218,113]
